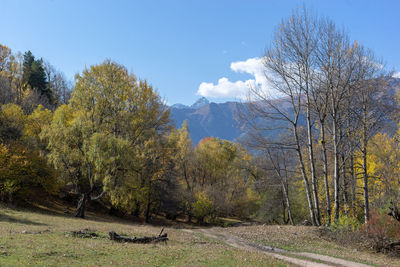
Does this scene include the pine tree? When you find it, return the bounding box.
[22,51,51,103]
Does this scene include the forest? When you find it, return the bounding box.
[0,8,399,254]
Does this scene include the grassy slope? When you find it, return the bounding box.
[226,225,400,267]
[0,208,289,267]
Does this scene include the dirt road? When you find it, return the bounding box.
[183,228,371,267]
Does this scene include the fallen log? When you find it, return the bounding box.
[109,228,168,244]
[387,241,400,248]
[68,229,99,238]
[378,241,400,255]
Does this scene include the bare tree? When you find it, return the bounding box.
[310,70,332,224]
[314,18,362,222]
[316,19,392,222]
[241,125,296,225]
[350,50,392,222]
[248,8,323,225]
[264,145,295,225]
[44,60,72,106]
[0,44,11,72]
[242,7,392,225]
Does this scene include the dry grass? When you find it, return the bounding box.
[225,225,400,267]
[0,208,289,266]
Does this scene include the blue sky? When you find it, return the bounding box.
[1,0,399,105]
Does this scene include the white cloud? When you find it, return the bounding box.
[393,72,400,78]
[230,57,268,88]
[197,57,271,99]
[197,77,254,99]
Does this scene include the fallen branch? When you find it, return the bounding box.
[387,241,400,248]
[376,240,400,255]
[67,229,99,238]
[109,229,168,244]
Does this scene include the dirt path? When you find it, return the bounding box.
[183,228,371,267]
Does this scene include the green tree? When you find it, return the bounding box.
[24,104,53,151]
[45,60,171,218]
[0,103,25,143]
[193,137,258,220]
[0,143,56,203]
[22,51,50,103]
[0,103,57,203]
[167,121,196,220]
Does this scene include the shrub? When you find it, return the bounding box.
[192,191,215,223]
[332,214,362,231]
[362,209,400,253]
[233,187,260,220]
[319,213,364,249]
[0,144,58,203]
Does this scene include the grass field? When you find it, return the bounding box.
[1,206,399,266]
[0,208,289,267]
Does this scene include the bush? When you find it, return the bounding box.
[317,213,365,250]
[192,191,215,223]
[232,187,260,220]
[0,144,58,203]
[332,214,362,231]
[361,209,400,252]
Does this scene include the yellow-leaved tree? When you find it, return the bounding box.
[44,60,171,218]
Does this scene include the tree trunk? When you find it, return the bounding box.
[332,112,340,223]
[362,133,369,223]
[8,193,13,205]
[320,121,331,225]
[333,141,340,222]
[268,148,295,226]
[294,125,316,225]
[282,197,287,224]
[282,181,295,225]
[362,104,370,224]
[350,153,356,214]
[342,153,349,210]
[362,148,369,223]
[75,193,89,218]
[133,200,140,217]
[306,98,321,226]
[183,164,192,192]
[145,197,151,223]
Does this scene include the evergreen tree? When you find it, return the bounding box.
[22,51,34,84]
[22,51,51,103]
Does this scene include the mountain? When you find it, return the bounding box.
[170,79,400,145]
[191,97,210,109]
[170,98,244,144]
[171,103,189,109]
[170,97,305,145]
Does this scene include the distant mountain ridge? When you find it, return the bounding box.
[191,97,210,109]
[170,98,244,144]
[170,77,400,145]
[171,97,210,110]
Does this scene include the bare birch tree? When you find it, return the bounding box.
[350,48,392,223]
[243,7,393,225]
[243,8,322,225]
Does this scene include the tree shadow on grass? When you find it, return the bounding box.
[0,213,48,226]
